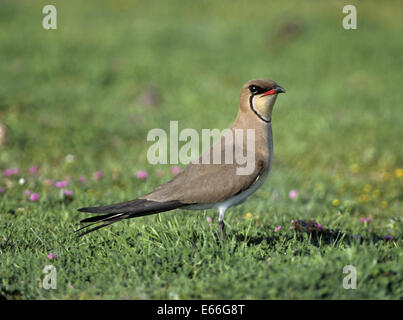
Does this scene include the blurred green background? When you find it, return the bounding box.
[0,0,402,299]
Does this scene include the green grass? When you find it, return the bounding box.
[0,0,402,299]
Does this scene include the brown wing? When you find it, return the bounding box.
[141,155,266,204]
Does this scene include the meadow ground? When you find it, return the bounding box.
[0,0,402,299]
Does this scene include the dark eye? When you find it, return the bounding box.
[249,85,261,94]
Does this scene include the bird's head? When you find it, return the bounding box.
[239,79,285,123]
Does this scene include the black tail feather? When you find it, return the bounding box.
[78,199,184,215]
[76,199,186,237]
[80,212,121,223]
[77,220,117,237]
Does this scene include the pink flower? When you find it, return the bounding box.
[47,253,57,259]
[78,176,87,183]
[360,217,371,224]
[383,235,393,241]
[29,166,39,175]
[288,190,299,199]
[136,170,148,180]
[291,219,295,224]
[290,226,295,230]
[24,190,31,196]
[93,170,104,180]
[317,223,324,231]
[274,225,282,232]
[64,190,73,197]
[171,166,181,175]
[206,216,212,223]
[29,193,39,202]
[3,168,19,177]
[0,187,4,193]
[55,181,68,189]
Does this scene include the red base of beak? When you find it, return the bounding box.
[263,89,277,96]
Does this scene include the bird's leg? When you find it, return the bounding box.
[218,220,226,238]
[217,207,226,238]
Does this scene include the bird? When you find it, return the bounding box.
[77,79,285,237]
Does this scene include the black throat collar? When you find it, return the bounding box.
[249,94,271,123]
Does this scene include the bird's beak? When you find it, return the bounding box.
[262,85,286,96]
[274,85,286,94]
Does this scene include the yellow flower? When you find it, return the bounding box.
[395,168,403,179]
[373,189,380,197]
[381,201,388,208]
[332,199,340,206]
[244,212,253,220]
[363,184,371,193]
[359,194,369,202]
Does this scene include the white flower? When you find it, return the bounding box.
[65,154,75,163]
